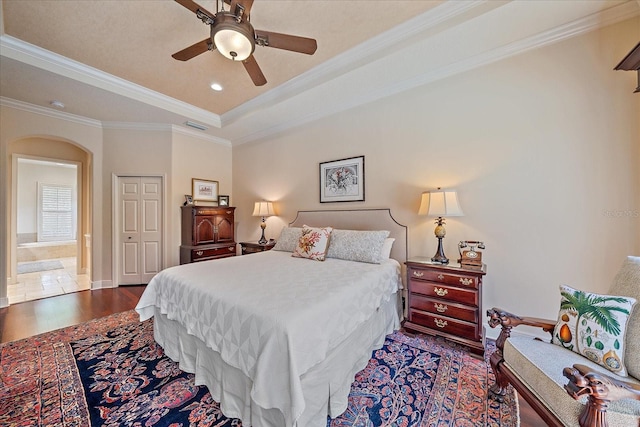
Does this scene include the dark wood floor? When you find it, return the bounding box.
[0,287,543,426]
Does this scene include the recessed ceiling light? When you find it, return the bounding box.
[49,100,65,109]
[210,83,223,91]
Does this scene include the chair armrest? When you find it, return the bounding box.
[563,364,640,427]
[487,307,556,349]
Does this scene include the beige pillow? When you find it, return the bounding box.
[272,227,303,252]
[325,229,390,264]
[291,225,333,261]
[552,284,636,376]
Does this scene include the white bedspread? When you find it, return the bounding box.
[135,250,401,427]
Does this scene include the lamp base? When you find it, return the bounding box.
[431,237,449,264]
[258,219,267,245]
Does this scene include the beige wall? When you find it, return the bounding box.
[1,110,232,303]
[170,131,233,265]
[233,18,640,335]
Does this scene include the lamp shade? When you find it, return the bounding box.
[418,190,464,217]
[252,201,275,217]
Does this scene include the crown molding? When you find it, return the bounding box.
[0,34,222,128]
[1,96,102,128]
[232,0,640,145]
[221,0,488,126]
[171,125,231,146]
[1,97,230,145]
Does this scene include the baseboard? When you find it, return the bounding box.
[91,280,114,289]
[0,296,8,308]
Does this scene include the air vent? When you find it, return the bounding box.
[184,121,208,131]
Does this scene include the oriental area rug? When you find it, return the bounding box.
[0,310,518,427]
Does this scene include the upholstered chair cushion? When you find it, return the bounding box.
[608,256,640,379]
[504,336,640,427]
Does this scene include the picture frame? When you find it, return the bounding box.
[218,195,230,206]
[183,194,193,206]
[319,156,365,203]
[192,178,219,203]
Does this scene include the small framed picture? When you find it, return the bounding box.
[320,156,365,203]
[184,194,193,206]
[218,195,230,206]
[192,178,218,202]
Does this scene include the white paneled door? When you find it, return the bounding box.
[117,176,163,285]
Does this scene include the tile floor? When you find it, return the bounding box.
[8,257,91,304]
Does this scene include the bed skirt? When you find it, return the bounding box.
[153,292,400,427]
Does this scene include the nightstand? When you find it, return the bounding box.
[240,241,276,255]
[404,257,487,356]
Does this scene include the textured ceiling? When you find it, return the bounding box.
[1,0,637,145]
[1,0,441,115]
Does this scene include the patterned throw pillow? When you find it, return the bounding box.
[552,284,636,376]
[292,225,333,261]
[273,227,303,252]
[326,229,390,264]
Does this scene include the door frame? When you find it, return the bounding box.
[111,173,167,287]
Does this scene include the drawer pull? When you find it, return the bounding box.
[437,274,444,280]
[228,246,235,252]
[196,250,204,256]
[434,287,448,297]
[434,318,448,328]
[459,277,473,286]
[434,303,448,313]
[412,271,424,278]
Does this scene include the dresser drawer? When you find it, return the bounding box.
[408,267,479,289]
[408,279,478,306]
[409,309,479,341]
[192,245,236,260]
[409,294,478,323]
[181,244,236,264]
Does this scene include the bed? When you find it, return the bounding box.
[135,209,407,427]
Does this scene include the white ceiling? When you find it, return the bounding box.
[1,0,638,145]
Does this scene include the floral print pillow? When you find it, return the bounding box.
[292,225,333,261]
[552,284,636,376]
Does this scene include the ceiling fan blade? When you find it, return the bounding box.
[243,55,267,86]
[254,30,317,55]
[172,38,213,61]
[225,0,254,19]
[175,0,215,20]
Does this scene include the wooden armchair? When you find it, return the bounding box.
[486,256,640,427]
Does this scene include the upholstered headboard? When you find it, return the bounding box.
[289,209,408,263]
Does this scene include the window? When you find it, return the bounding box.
[38,183,75,242]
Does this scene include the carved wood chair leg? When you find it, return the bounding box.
[488,350,510,402]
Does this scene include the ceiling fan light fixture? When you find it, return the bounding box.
[211,12,255,61]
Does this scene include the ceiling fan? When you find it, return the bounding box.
[172,0,318,86]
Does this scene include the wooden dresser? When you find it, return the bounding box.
[404,258,487,356]
[180,206,236,264]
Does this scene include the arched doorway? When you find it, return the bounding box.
[7,136,92,303]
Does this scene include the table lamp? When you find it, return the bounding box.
[418,188,464,264]
[252,201,275,244]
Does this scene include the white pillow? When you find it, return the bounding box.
[326,229,390,264]
[380,237,395,260]
[291,225,333,261]
[272,227,302,252]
